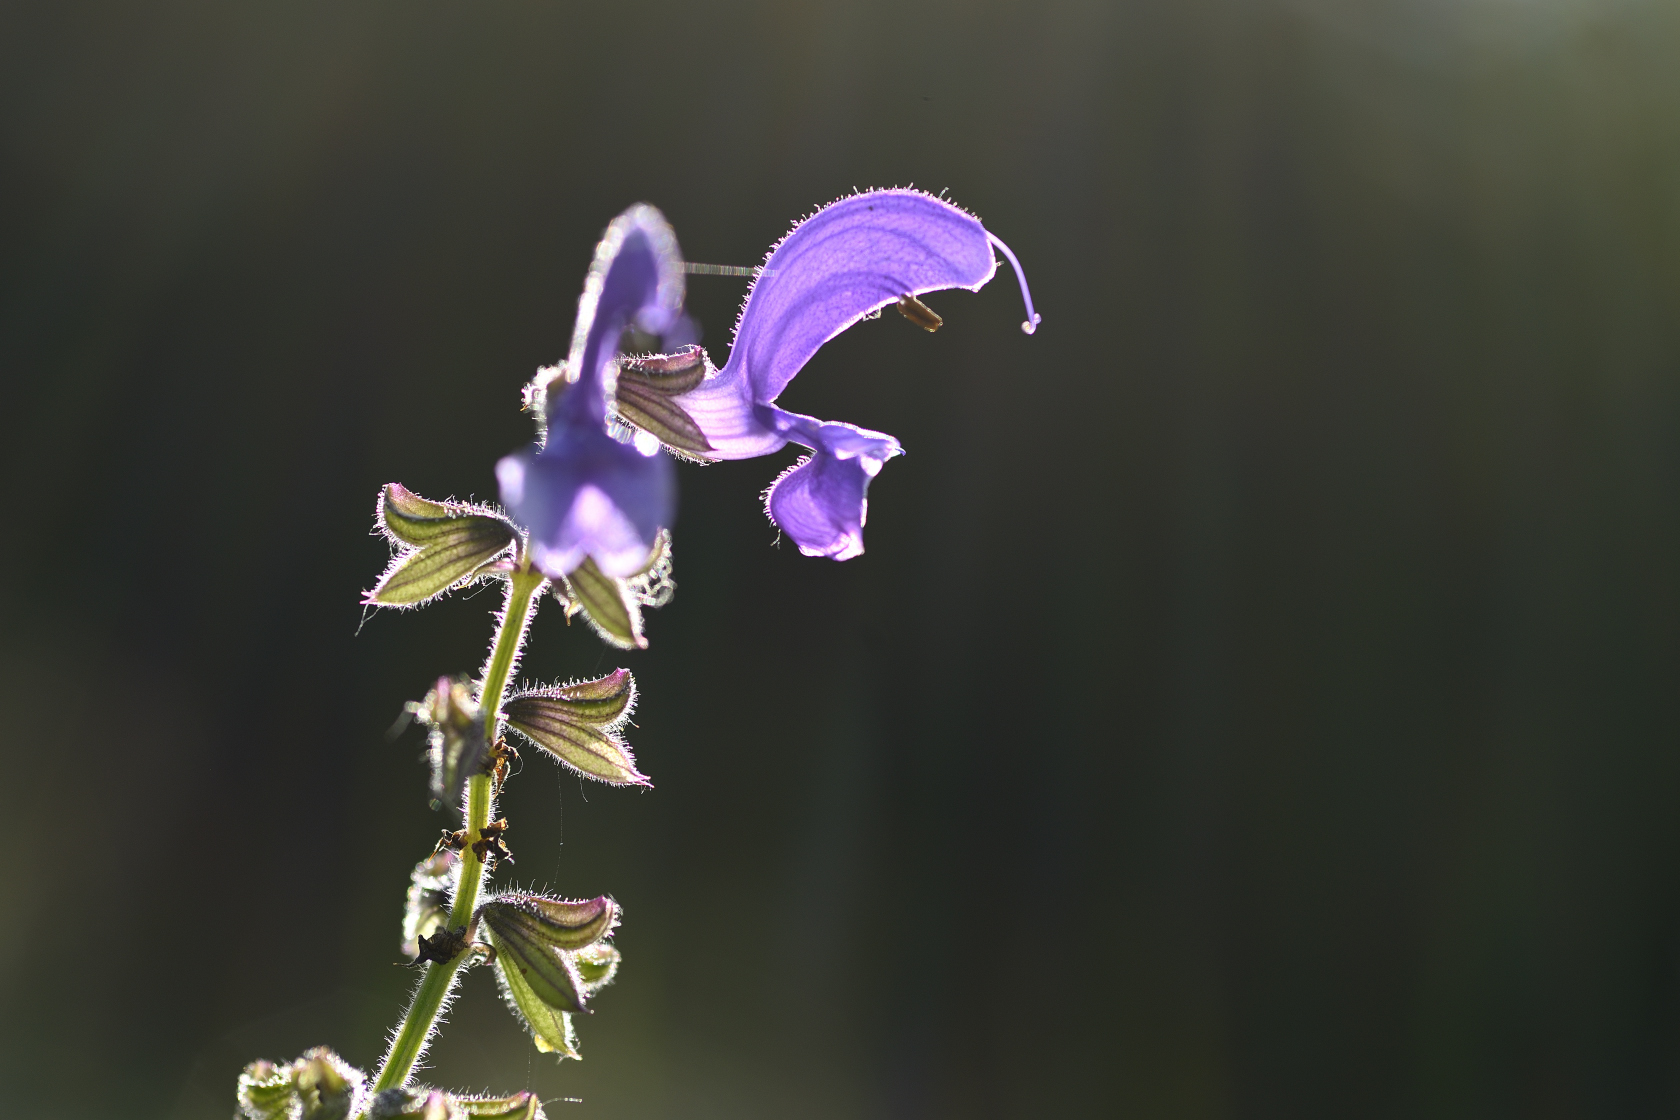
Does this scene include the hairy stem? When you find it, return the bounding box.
[374,564,546,1091]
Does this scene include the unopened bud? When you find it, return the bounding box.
[236,1060,295,1120]
[572,941,622,995]
[293,1048,365,1120]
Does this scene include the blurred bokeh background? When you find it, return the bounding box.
[3,0,1678,1116]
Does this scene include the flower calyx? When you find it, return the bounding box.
[613,345,716,459]
[488,737,519,793]
[554,529,675,649]
[503,668,647,786]
[473,818,514,868]
[367,484,521,608]
[478,892,621,1058]
[407,677,489,816]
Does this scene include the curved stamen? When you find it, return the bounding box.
[987,231,1043,335]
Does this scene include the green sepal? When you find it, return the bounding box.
[458,1092,546,1119]
[562,559,645,649]
[379,483,458,543]
[504,670,648,786]
[236,1049,366,1120]
[368,484,519,607]
[492,945,582,1058]
[514,667,635,724]
[236,1060,297,1120]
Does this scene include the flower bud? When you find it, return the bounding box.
[292,1048,365,1120]
[572,941,622,995]
[236,1060,296,1120]
[368,484,520,608]
[503,670,648,786]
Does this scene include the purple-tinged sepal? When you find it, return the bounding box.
[367,484,519,608]
[503,669,648,786]
[614,345,715,460]
[480,892,621,1058]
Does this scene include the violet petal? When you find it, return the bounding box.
[672,190,997,460]
[499,204,684,577]
[761,407,901,560]
[498,418,675,580]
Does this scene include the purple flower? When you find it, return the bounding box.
[665,189,1040,559]
[497,205,686,578]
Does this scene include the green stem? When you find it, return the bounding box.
[374,565,546,1092]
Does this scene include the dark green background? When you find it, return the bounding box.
[3,1,1677,1116]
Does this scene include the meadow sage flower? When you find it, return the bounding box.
[659,189,1040,560]
[496,205,685,578]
